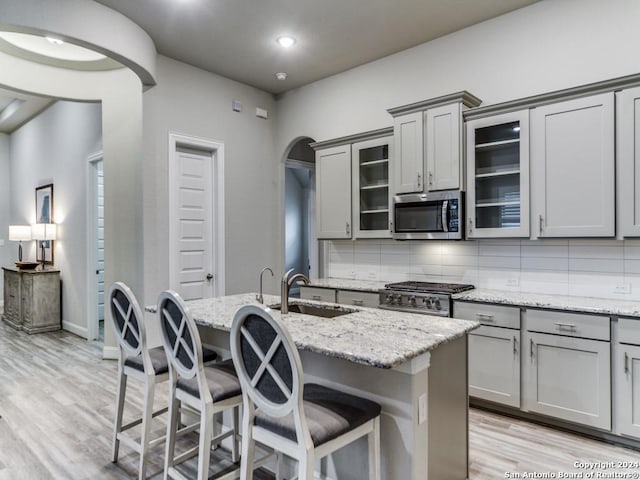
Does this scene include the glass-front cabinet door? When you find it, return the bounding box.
[352,136,393,238]
[466,110,530,238]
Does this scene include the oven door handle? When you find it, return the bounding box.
[441,200,449,232]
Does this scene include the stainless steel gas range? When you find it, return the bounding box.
[378,281,475,317]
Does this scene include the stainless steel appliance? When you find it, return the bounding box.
[379,281,474,317]
[392,190,463,240]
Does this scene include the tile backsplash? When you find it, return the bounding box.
[326,239,640,300]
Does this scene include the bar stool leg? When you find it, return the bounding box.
[231,405,240,463]
[112,366,128,462]
[368,417,381,480]
[138,374,156,480]
[197,404,214,480]
[299,452,315,480]
[163,391,180,480]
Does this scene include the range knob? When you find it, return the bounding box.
[385,294,394,305]
[394,294,403,304]
[433,299,441,310]
[409,295,417,306]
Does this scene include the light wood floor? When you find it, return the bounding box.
[1,320,640,479]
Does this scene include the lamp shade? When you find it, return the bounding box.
[9,225,32,241]
[31,223,57,241]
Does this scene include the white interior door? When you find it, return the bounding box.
[96,161,105,321]
[173,148,215,300]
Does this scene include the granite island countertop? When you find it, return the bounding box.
[181,293,478,369]
[453,289,640,318]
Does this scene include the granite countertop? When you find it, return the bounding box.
[181,293,478,369]
[307,278,388,292]
[453,289,640,318]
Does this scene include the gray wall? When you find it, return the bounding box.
[142,55,280,343]
[9,101,102,335]
[275,0,640,154]
[0,133,9,303]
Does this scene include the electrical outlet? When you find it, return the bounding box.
[506,278,520,287]
[614,283,632,294]
[418,393,427,424]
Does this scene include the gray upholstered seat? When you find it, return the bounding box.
[176,358,241,401]
[255,383,381,446]
[125,345,217,376]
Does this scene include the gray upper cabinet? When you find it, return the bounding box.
[466,110,530,238]
[352,136,393,238]
[618,86,640,237]
[313,128,393,240]
[315,144,352,239]
[425,102,462,191]
[531,92,615,238]
[392,111,423,194]
[388,91,482,196]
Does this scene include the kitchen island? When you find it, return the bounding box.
[185,293,479,480]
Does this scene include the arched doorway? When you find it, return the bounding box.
[284,137,316,294]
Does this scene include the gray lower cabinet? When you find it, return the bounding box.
[454,301,521,407]
[336,289,379,308]
[615,318,640,439]
[2,267,61,334]
[299,286,337,303]
[468,325,520,408]
[300,286,380,308]
[523,315,611,430]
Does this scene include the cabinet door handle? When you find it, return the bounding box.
[346,221,350,236]
[416,172,422,188]
[390,221,393,234]
[312,295,322,301]
[554,322,576,332]
[530,338,535,358]
[513,336,518,355]
[428,171,433,187]
[476,313,494,322]
[352,299,364,306]
[625,352,629,374]
[539,214,544,233]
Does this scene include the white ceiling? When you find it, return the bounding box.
[0,88,52,134]
[94,0,539,95]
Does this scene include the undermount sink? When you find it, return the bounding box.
[269,302,358,318]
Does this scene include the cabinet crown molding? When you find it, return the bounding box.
[387,91,482,117]
[464,72,640,121]
[310,126,393,151]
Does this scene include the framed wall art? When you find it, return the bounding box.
[35,183,54,264]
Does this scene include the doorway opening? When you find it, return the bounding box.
[87,152,104,343]
[284,137,316,296]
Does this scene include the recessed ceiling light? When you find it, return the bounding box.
[45,36,64,46]
[275,72,288,81]
[276,36,296,48]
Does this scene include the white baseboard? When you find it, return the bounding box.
[102,346,119,360]
[62,321,88,339]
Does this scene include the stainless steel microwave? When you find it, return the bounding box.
[392,190,464,240]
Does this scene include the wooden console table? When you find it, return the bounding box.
[2,267,61,333]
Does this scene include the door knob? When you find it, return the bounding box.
[206,273,213,281]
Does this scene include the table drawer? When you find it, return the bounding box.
[453,301,520,329]
[336,289,379,308]
[526,309,610,341]
[618,317,640,345]
[300,286,337,303]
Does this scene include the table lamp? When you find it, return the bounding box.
[31,223,57,269]
[9,225,32,262]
